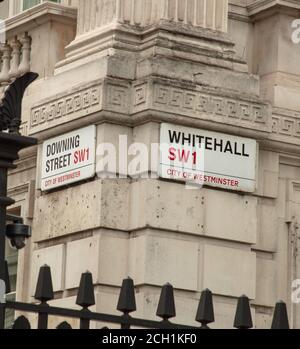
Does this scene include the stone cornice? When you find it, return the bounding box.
[228,3,251,23]
[4,2,77,37]
[248,0,300,17]
[229,0,300,22]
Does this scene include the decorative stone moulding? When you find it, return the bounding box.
[28,76,271,140]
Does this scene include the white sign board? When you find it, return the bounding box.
[160,123,257,192]
[41,125,96,191]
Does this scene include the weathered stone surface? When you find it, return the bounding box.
[4,0,300,330]
[130,180,205,235]
[203,244,256,299]
[203,189,257,244]
[31,245,65,294]
[128,232,199,291]
[33,179,130,241]
[254,257,277,307]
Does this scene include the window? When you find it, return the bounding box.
[23,0,60,11]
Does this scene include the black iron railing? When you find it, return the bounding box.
[2,265,290,330]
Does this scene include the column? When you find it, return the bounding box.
[75,0,229,37]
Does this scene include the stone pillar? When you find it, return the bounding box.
[59,0,230,72]
[76,0,228,35]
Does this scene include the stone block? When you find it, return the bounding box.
[65,236,100,290]
[255,198,278,252]
[211,297,256,329]
[33,179,130,241]
[97,232,129,286]
[255,310,273,330]
[130,180,205,235]
[203,244,256,299]
[31,245,65,294]
[129,232,199,291]
[254,257,276,307]
[33,181,102,241]
[255,150,279,198]
[132,122,160,177]
[65,233,129,289]
[134,287,199,326]
[203,189,257,244]
[96,123,132,178]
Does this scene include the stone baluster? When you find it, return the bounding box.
[18,33,31,76]
[9,37,21,80]
[0,43,11,85]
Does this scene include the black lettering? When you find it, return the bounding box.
[196,135,205,146]
[205,137,213,150]
[242,144,250,157]
[182,133,192,145]
[47,145,51,157]
[224,141,233,154]
[214,138,223,152]
[169,131,181,144]
[75,135,80,148]
[234,143,242,156]
[46,160,50,173]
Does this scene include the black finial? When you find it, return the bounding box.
[117,277,137,314]
[0,72,38,134]
[234,295,253,329]
[12,316,31,329]
[196,289,215,328]
[271,301,290,329]
[156,283,176,321]
[76,271,95,308]
[57,321,73,330]
[34,265,54,303]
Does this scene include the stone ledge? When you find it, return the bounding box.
[57,21,241,74]
[4,2,77,37]
[248,0,300,18]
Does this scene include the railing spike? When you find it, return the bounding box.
[57,321,72,330]
[271,301,290,329]
[76,271,95,308]
[12,316,31,329]
[156,283,176,321]
[34,265,54,303]
[117,277,136,314]
[196,289,215,329]
[234,295,253,329]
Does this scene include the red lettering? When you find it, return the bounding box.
[192,151,197,165]
[168,147,176,161]
[74,148,89,164]
[178,149,190,163]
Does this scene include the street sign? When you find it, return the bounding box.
[160,123,257,192]
[41,125,96,191]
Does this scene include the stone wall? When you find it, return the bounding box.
[2,0,300,328]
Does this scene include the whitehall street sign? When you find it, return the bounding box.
[160,123,257,192]
[41,125,96,191]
